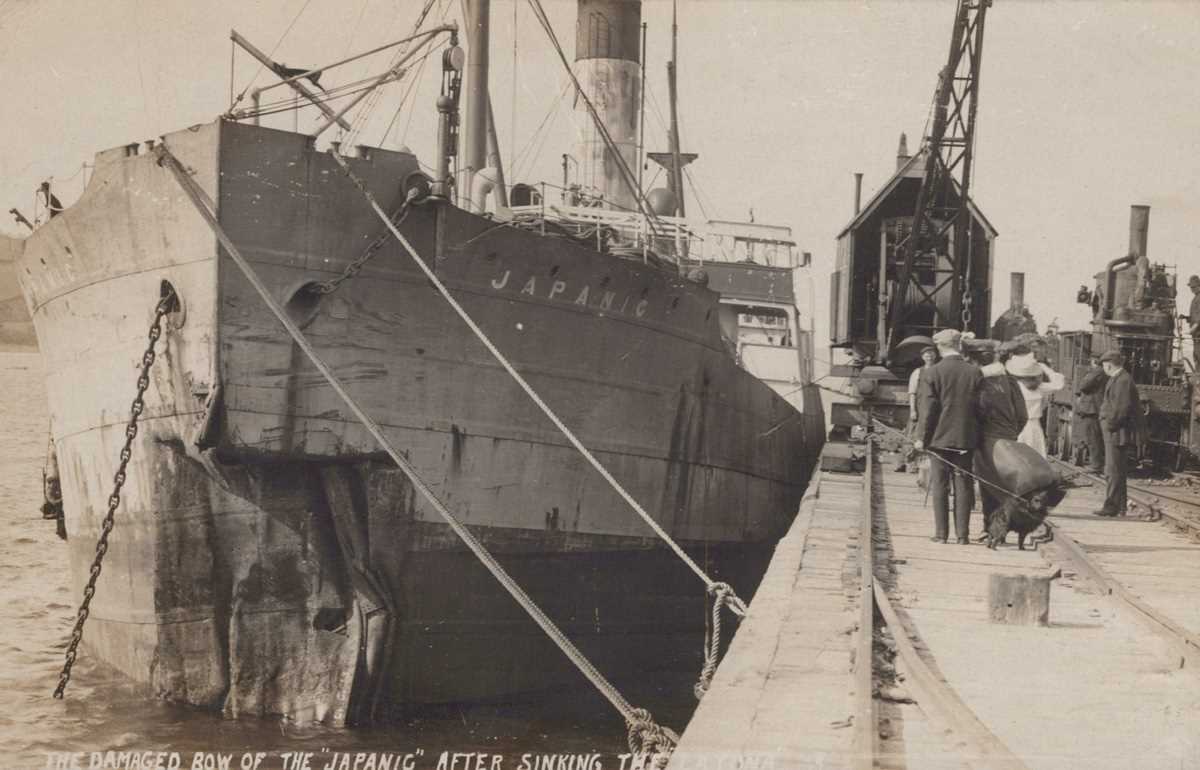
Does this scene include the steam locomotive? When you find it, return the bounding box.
[1043,205,1198,471]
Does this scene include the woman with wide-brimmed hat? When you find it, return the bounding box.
[1005,352,1065,457]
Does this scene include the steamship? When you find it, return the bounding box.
[4,0,823,723]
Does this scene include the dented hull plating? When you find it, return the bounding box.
[9,120,823,723]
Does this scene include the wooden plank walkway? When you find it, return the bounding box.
[879,466,1200,770]
[1049,480,1200,639]
[670,457,1200,769]
[669,469,863,769]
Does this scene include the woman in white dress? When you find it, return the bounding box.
[1005,353,1065,457]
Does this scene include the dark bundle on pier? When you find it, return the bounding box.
[979,439,1067,550]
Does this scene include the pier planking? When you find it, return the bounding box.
[672,455,1200,769]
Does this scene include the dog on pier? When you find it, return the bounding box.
[985,485,1067,551]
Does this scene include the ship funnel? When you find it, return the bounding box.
[573,0,642,211]
[1010,272,1025,310]
[1129,204,1150,257]
[854,173,863,215]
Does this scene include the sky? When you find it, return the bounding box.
[2,0,1198,359]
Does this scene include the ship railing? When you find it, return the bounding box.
[700,220,801,269]
[505,202,810,280]
[509,203,701,252]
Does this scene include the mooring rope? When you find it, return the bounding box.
[156,144,675,762]
[326,149,748,619]
[872,419,1029,503]
[693,581,736,700]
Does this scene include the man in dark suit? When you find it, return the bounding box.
[1075,356,1107,473]
[974,344,1027,538]
[1096,349,1140,516]
[915,329,982,543]
[1182,275,1200,371]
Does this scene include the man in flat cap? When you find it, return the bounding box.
[915,328,982,542]
[1183,275,1200,371]
[1096,349,1140,516]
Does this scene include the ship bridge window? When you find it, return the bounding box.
[726,237,797,268]
[734,305,792,346]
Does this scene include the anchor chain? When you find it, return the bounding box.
[309,197,413,295]
[53,287,176,699]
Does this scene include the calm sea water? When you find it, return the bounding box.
[0,351,694,770]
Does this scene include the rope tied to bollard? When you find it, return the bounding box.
[626,708,679,770]
[693,581,737,700]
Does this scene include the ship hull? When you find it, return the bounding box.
[12,120,823,722]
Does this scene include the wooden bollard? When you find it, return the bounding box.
[987,568,1061,626]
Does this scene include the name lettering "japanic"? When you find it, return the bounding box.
[490,269,650,318]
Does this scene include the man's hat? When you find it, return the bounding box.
[1099,349,1124,364]
[1188,275,1200,288]
[931,328,962,347]
[1005,353,1042,378]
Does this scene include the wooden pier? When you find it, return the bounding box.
[669,447,1200,769]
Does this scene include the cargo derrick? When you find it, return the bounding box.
[1047,205,1197,471]
[827,0,994,452]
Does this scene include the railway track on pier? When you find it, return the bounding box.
[1049,456,1200,537]
[671,442,1200,769]
[849,443,1200,769]
[852,444,1028,770]
[1043,457,1200,670]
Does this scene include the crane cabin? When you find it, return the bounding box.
[827,138,998,440]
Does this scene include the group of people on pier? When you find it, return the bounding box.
[908,328,1141,543]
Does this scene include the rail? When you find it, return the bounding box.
[1042,457,1200,669]
[851,445,877,769]
[1047,524,1200,669]
[1047,456,1200,537]
[858,435,1029,769]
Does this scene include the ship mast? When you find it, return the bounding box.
[460,0,490,207]
[666,0,685,219]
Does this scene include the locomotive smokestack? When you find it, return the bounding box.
[574,0,642,211]
[1010,272,1025,310]
[1129,204,1150,257]
[854,172,863,215]
[896,132,910,170]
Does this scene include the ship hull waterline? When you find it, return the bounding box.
[10,120,823,724]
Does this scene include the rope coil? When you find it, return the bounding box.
[627,708,679,770]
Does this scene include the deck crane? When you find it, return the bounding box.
[883,0,992,361]
[823,0,995,462]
